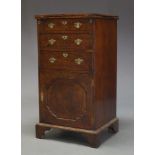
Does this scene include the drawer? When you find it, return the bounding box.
[38,19,93,33]
[39,34,93,50]
[39,51,92,71]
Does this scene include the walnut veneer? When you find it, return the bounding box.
[35,14,119,148]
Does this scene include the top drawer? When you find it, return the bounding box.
[38,19,93,33]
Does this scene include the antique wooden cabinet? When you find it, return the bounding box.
[35,14,119,147]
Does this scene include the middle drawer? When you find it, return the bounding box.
[39,51,93,71]
[39,33,93,50]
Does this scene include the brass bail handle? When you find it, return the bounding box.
[49,57,56,63]
[74,58,84,65]
[74,22,82,29]
[48,23,55,29]
[48,39,56,45]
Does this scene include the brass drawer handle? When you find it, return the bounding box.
[74,58,84,65]
[48,23,55,29]
[48,39,56,45]
[49,57,56,63]
[74,39,82,45]
[62,52,68,58]
[62,35,68,40]
[62,20,68,25]
[74,22,82,29]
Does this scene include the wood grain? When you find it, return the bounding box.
[35,13,119,148]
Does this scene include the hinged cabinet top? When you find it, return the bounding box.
[35,13,118,20]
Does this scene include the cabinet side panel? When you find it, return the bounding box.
[94,19,117,129]
[36,19,42,122]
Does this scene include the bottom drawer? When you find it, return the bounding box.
[39,70,94,129]
[39,51,92,71]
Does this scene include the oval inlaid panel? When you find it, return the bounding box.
[46,79,87,121]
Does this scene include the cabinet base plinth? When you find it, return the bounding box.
[35,118,119,148]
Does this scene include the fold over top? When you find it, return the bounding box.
[35,13,118,20]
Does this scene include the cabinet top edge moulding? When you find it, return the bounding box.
[35,13,119,20]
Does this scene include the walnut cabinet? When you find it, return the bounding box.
[35,14,119,148]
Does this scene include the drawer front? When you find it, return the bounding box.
[38,19,93,33]
[39,51,92,71]
[39,34,93,50]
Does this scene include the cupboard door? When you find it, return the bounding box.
[39,70,94,129]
